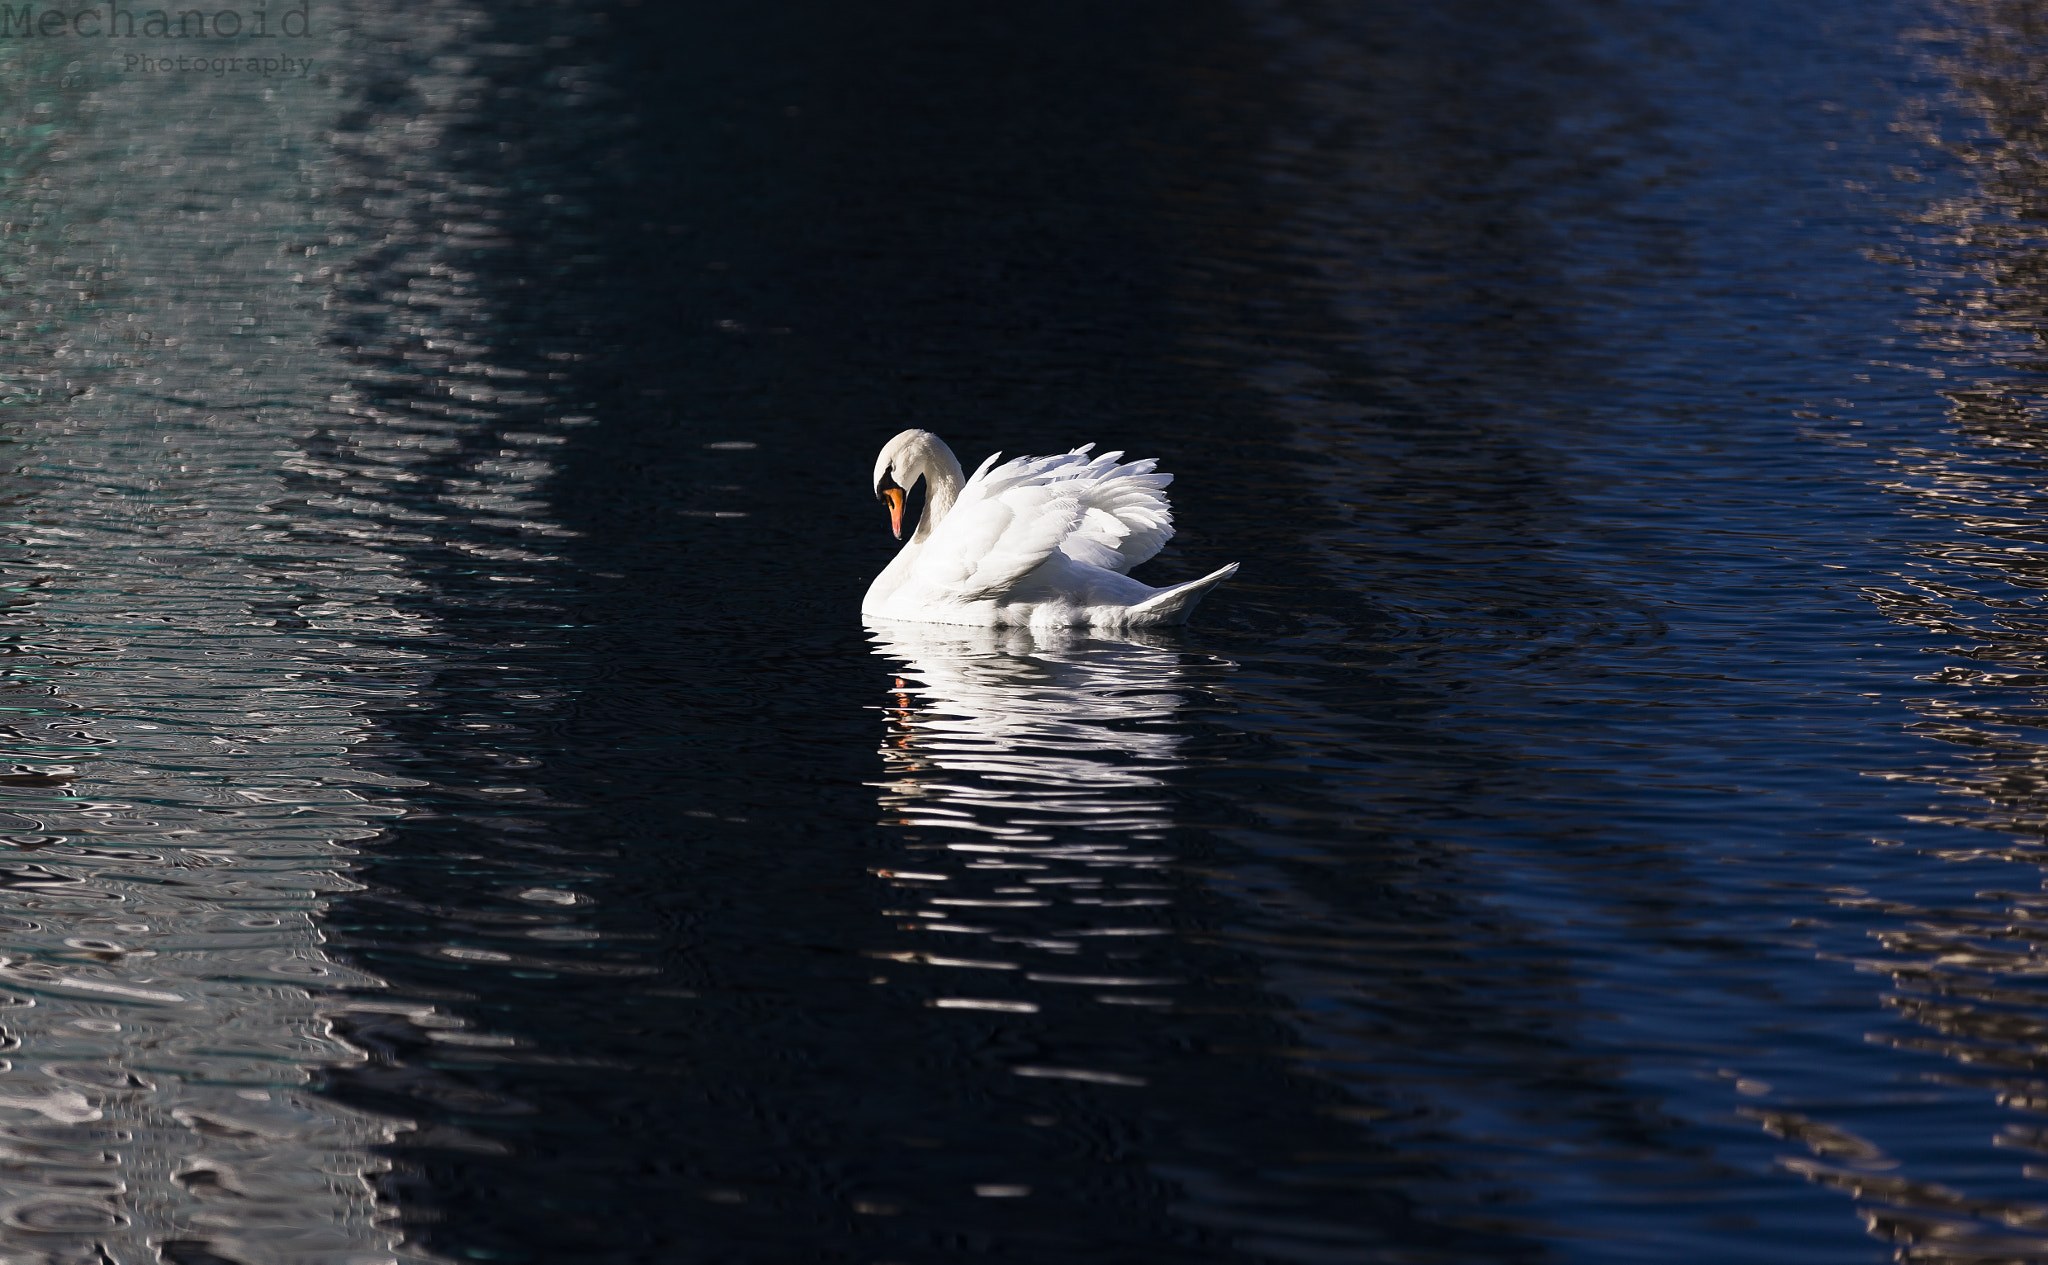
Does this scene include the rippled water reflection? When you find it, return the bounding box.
[1742,3,2048,1259]
[0,0,583,1257]
[868,624,1193,1033]
[32,0,2048,1259]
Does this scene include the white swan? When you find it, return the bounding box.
[862,429,1238,629]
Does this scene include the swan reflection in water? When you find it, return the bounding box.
[868,620,1195,844]
[863,618,1218,1074]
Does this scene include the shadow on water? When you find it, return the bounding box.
[297,0,1732,1261]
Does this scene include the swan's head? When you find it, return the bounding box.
[872,429,962,540]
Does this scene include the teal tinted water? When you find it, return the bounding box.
[9,0,2048,1262]
[0,4,565,1259]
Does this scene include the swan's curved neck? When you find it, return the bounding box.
[908,441,965,543]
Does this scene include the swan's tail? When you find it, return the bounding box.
[1129,563,1238,626]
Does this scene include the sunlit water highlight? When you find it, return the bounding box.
[0,0,584,1258]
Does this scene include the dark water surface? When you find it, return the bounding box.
[6,0,2048,1260]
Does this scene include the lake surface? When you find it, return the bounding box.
[3,0,2048,1260]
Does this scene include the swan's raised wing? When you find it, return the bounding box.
[911,445,1177,601]
[1049,447,1174,574]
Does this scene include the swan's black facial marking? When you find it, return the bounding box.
[877,470,908,538]
[875,470,924,539]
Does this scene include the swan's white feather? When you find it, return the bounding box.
[923,444,1174,585]
[915,485,1084,602]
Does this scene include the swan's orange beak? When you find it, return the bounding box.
[881,486,907,539]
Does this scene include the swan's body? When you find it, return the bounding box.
[862,429,1237,629]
